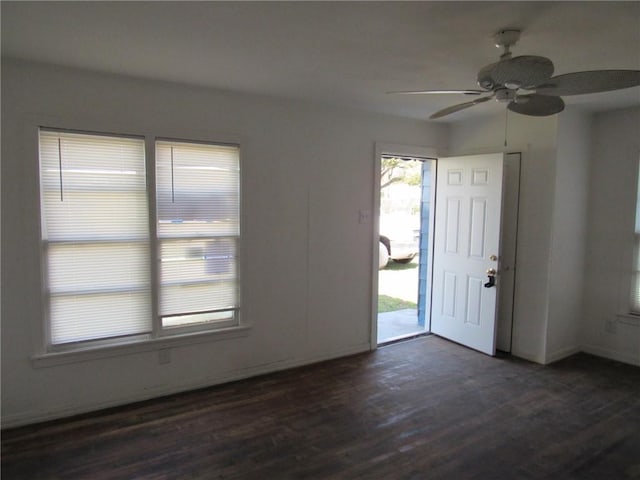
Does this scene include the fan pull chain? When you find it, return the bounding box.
[504,108,509,147]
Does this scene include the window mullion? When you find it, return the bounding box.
[146,139,162,337]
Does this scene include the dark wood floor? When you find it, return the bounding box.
[3,336,640,480]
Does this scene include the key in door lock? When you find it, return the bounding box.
[484,268,497,288]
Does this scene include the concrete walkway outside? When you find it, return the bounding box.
[377,308,426,343]
[377,258,425,343]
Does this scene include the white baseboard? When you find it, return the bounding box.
[581,344,640,367]
[543,345,582,365]
[514,344,640,367]
[2,342,372,429]
[510,349,546,365]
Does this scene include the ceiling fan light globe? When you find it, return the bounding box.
[504,80,522,90]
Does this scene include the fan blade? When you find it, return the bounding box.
[507,94,565,116]
[478,56,554,90]
[429,96,493,119]
[388,89,485,95]
[535,70,640,96]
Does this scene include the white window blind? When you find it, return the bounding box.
[39,130,151,345]
[155,140,240,329]
[631,159,640,314]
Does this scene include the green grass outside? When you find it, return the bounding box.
[378,295,417,313]
[382,259,419,271]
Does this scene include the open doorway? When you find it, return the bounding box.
[374,150,521,353]
[377,155,436,344]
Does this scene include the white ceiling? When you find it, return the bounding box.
[2,1,639,122]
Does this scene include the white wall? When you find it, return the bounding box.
[545,110,591,362]
[0,59,449,426]
[582,107,640,366]
[448,112,559,364]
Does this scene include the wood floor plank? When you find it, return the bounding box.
[2,336,640,479]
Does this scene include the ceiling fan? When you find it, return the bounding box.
[390,29,640,119]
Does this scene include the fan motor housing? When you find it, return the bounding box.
[495,88,517,103]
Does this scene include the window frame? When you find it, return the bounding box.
[34,126,247,366]
[154,137,242,336]
[39,128,153,347]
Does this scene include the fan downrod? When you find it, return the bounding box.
[494,29,521,60]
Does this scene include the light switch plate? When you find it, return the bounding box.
[358,209,371,224]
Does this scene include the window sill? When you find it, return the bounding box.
[616,313,640,327]
[31,325,251,368]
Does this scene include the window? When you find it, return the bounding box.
[155,140,240,330]
[39,130,240,351]
[631,158,640,314]
[40,131,151,345]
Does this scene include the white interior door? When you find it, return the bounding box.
[431,153,505,355]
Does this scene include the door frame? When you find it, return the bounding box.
[496,152,522,352]
[372,144,524,354]
[371,143,439,349]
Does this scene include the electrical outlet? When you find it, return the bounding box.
[605,319,617,334]
[158,349,171,365]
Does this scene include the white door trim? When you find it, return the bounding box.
[496,152,522,352]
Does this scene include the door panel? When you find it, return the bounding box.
[469,198,487,258]
[445,198,461,253]
[466,276,483,325]
[431,153,504,355]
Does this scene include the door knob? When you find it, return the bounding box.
[484,268,497,288]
